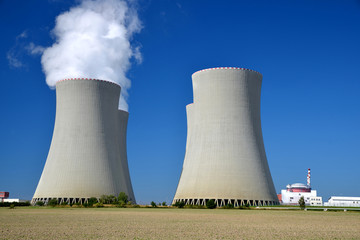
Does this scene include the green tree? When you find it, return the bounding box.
[162,202,167,206]
[107,195,117,204]
[35,201,44,206]
[85,197,98,207]
[94,202,104,208]
[173,201,185,208]
[118,192,128,204]
[151,201,157,207]
[206,199,216,209]
[48,198,58,207]
[99,195,107,204]
[299,196,306,210]
[100,195,117,204]
[223,203,234,209]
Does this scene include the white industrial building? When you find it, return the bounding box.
[0,192,26,203]
[280,183,318,205]
[324,197,360,207]
[3,199,27,203]
[173,67,279,207]
[279,169,321,206]
[310,196,323,206]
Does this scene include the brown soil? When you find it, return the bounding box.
[0,207,359,239]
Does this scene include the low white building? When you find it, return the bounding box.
[280,183,318,205]
[324,197,360,207]
[310,196,323,206]
[3,199,27,203]
[0,192,27,203]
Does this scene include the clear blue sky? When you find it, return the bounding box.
[0,0,359,204]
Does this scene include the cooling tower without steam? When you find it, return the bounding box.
[32,78,135,204]
[173,67,279,207]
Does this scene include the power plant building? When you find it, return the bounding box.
[0,192,9,202]
[173,67,279,207]
[32,78,135,204]
[279,169,321,205]
[280,183,319,205]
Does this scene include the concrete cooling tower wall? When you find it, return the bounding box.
[32,79,135,205]
[173,67,279,207]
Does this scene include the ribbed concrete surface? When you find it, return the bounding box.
[173,68,278,206]
[32,79,135,204]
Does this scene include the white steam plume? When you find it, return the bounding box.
[41,0,141,111]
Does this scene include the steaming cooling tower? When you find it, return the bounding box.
[32,78,135,204]
[173,67,279,207]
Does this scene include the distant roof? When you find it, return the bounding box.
[287,183,309,189]
[329,196,360,201]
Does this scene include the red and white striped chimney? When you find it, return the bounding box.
[307,168,311,187]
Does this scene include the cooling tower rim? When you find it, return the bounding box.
[56,78,120,87]
[192,67,262,77]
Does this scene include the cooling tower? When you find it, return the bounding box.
[173,67,279,207]
[32,78,135,204]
